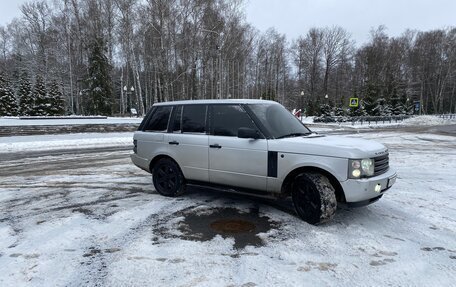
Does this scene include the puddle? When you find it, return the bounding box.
[210,219,256,234]
[174,207,279,249]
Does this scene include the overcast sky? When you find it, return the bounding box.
[245,0,456,45]
[1,0,455,45]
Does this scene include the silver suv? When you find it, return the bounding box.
[131,100,397,224]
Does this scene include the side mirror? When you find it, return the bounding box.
[238,127,260,139]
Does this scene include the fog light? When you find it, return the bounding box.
[374,184,382,193]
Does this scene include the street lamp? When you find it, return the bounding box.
[300,91,305,119]
[124,86,135,116]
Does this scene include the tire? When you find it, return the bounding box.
[291,172,337,225]
[152,158,185,197]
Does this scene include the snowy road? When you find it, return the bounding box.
[0,130,455,286]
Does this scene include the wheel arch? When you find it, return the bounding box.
[149,154,180,174]
[281,166,346,203]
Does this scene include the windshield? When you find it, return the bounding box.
[248,103,311,139]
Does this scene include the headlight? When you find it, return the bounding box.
[361,159,374,176]
[349,158,375,179]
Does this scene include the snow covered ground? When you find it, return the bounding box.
[0,117,143,126]
[0,133,133,154]
[0,127,455,286]
[306,115,456,130]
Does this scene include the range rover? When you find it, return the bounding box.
[131,100,397,224]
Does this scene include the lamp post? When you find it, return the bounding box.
[300,91,305,120]
[124,86,135,116]
[79,91,83,115]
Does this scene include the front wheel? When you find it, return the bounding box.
[152,158,185,197]
[291,172,337,225]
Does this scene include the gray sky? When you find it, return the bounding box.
[0,0,28,26]
[1,0,455,45]
[245,0,456,45]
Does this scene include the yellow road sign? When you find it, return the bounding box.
[349,98,359,107]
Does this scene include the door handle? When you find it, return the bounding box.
[209,144,222,149]
[169,141,179,145]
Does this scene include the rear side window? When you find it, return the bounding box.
[182,105,207,133]
[172,105,183,132]
[138,107,155,131]
[144,106,172,132]
[211,105,259,137]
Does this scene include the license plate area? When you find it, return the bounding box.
[387,175,397,188]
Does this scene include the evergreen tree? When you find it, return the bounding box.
[33,75,50,116]
[333,106,345,116]
[86,38,113,115]
[390,87,407,115]
[0,73,19,116]
[48,80,65,115]
[332,98,346,117]
[319,103,332,117]
[349,106,367,117]
[306,99,316,116]
[362,83,379,116]
[372,98,392,116]
[18,74,35,116]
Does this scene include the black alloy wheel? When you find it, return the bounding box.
[291,172,337,225]
[152,158,185,197]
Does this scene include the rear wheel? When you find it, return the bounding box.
[152,158,185,197]
[291,172,337,224]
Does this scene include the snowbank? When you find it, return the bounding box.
[0,117,143,126]
[0,132,133,153]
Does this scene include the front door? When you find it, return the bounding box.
[208,104,268,191]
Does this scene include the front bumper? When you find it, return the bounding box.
[340,168,397,203]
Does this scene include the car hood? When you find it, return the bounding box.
[269,134,387,159]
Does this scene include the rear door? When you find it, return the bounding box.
[208,104,268,191]
[166,105,209,182]
[135,106,172,163]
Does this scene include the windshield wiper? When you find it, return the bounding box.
[276,132,311,139]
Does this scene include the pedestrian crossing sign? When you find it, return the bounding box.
[349,98,359,107]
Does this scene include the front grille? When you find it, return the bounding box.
[374,154,389,176]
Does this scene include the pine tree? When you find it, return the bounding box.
[390,87,407,115]
[0,73,19,116]
[86,38,113,115]
[319,103,332,117]
[48,80,65,115]
[33,75,50,116]
[333,106,345,116]
[349,106,367,117]
[372,98,392,116]
[18,74,35,116]
[362,83,379,116]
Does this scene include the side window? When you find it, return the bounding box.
[172,105,182,133]
[144,106,172,132]
[211,105,259,137]
[138,107,155,131]
[182,105,207,134]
